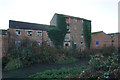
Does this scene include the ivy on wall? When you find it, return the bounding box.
[83,20,91,50]
[48,14,67,49]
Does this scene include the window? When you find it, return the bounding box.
[74,26,77,30]
[81,20,84,23]
[16,30,21,36]
[15,41,21,45]
[66,18,69,23]
[37,32,42,36]
[27,31,32,36]
[74,42,77,48]
[81,34,83,38]
[112,40,114,42]
[67,26,69,29]
[81,42,84,48]
[73,18,77,23]
[96,41,99,45]
[65,33,70,41]
[38,41,42,46]
[64,42,70,46]
[74,33,77,38]
[47,41,51,46]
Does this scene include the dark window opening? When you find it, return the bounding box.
[112,40,114,42]
[27,31,32,36]
[16,30,21,36]
[65,44,69,46]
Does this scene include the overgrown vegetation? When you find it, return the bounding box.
[48,14,67,48]
[55,57,78,64]
[83,20,91,50]
[27,45,120,79]
[29,65,89,79]
[80,53,120,79]
[3,37,85,71]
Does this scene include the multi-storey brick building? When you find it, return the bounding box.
[0,20,54,57]
[8,20,53,47]
[50,13,91,50]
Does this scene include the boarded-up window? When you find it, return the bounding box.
[96,41,99,45]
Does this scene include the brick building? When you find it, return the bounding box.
[91,31,120,49]
[8,20,53,47]
[0,30,8,57]
[91,31,112,49]
[108,33,120,48]
[50,13,91,50]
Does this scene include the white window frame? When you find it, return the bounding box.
[16,30,21,36]
[65,33,70,41]
[38,41,42,46]
[37,31,42,36]
[64,42,70,46]
[27,31,32,36]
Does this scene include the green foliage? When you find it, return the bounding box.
[83,20,91,50]
[55,57,78,64]
[90,46,116,57]
[48,14,67,48]
[72,40,76,51]
[2,56,9,69]
[29,66,89,78]
[4,58,23,71]
[80,54,120,78]
[48,29,64,48]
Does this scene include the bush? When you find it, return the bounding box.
[29,66,89,78]
[90,46,116,57]
[80,54,120,78]
[55,57,78,64]
[2,56,9,69]
[4,58,23,71]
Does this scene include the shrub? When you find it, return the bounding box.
[55,57,78,64]
[83,54,120,78]
[2,56,9,69]
[29,66,89,78]
[4,58,23,71]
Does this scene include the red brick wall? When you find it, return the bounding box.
[91,32,112,49]
[9,28,50,42]
[112,34,120,48]
[0,34,8,57]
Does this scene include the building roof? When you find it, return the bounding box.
[9,20,53,31]
[91,31,103,35]
[55,13,91,21]
[107,32,120,36]
[0,30,7,35]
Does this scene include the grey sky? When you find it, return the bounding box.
[0,0,119,33]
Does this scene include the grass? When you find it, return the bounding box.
[55,57,78,64]
[29,65,90,78]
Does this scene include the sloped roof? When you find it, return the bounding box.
[107,32,120,36]
[9,20,52,31]
[91,31,103,35]
[55,13,91,21]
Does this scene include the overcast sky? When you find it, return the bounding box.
[0,0,119,33]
